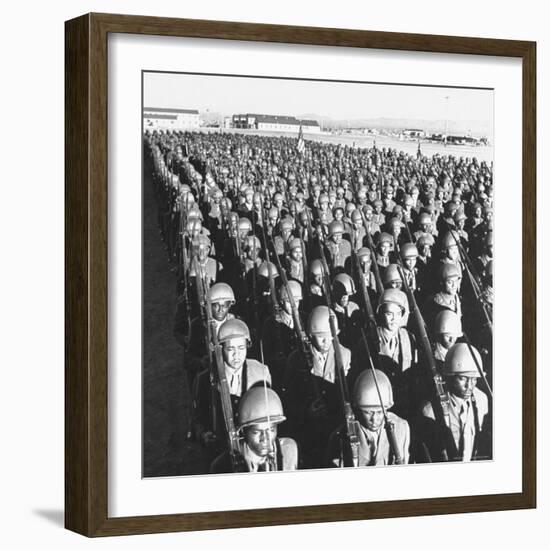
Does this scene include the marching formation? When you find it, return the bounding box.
[144,129,493,474]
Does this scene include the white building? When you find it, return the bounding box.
[232,113,321,133]
[143,107,200,130]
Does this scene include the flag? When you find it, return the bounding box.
[297,124,305,154]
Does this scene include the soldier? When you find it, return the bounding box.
[243,235,263,275]
[432,310,463,372]
[261,280,303,392]
[362,204,381,238]
[416,233,435,268]
[324,221,352,274]
[400,242,425,298]
[382,263,403,290]
[429,262,463,325]
[327,369,410,466]
[332,273,361,350]
[349,209,367,251]
[193,318,272,449]
[273,217,294,258]
[374,289,417,418]
[372,199,386,227]
[354,247,378,293]
[188,235,223,288]
[286,237,306,284]
[375,232,394,270]
[210,386,298,473]
[282,306,351,468]
[419,343,490,462]
[413,211,439,242]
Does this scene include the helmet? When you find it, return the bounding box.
[288,238,302,251]
[373,199,383,208]
[363,204,374,214]
[400,243,418,259]
[441,230,460,250]
[439,262,461,280]
[434,310,462,336]
[279,280,303,302]
[383,263,402,286]
[268,206,279,220]
[208,282,235,305]
[377,288,408,315]
[328,221,344,236]
[193,234,211,249]
[309,259,324,277]
[258,261,279,279]
[237,387,286,430]
[238,218,252,233]
[443,343,482,377]
[351,209,363,223]
[218,318,251,345]
[333,273,356,295]
[244,235,261,251]
[345,202,356,215]
[353,369,394,409]
[357,247,372,260]
[279,218,294,232]
[308,305,338,335]
[378,232,394,246]
[187,219,202,233]
[417,233,435,247]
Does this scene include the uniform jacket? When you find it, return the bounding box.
[210,437,298,473]
[327,412,410,467]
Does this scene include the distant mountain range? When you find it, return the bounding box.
[297,114,492,138]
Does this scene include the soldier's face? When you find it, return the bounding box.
[290,247,302,262]
[282,228,292,240]
[388,279,402,290]
[281,299,293,316]
[381,303,402,332]
[244,424,277,458]
[332,232,343,244]
[449,244,460,261]
[364,209,373,221]
[359,407,385,432]
[312,273,323,286]
[341,292,352,307]
[212,300,231,322]
[419,244,431,257]
[222,337,247,370]
[312,332,332,353]
[379,242,390,257]
[447,374,478,400]
[444,275,460,295]
[404,257,416,270]
[439,333,457,349]
[334,211,343,221]
[198,245,209,262]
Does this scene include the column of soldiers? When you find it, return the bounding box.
[144,129,494,474]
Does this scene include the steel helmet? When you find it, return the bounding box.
[378,232,393,246]
[417,233,435,247]
[383,263,402,286]
[439,262,461,281]
[328,220,344,236]
[363,204,374,213]
[377,288,408,316]
[193,234,211,249]
[258,261,279,279]
[443,343,482,377]
[208,282,235,305]
[309,258,324,277]
[279,280,303,302]
[187,218,202,233]
[441,230,460,250]
[228,211,239,224]
[400,243,418,259]
[238,217,252,233]
[353,369,394,409]
[454,210,467,223]
[268,206,279,220]
[237,387,286,430]
[357,247,372,260]
[333,273,356,295]
[286,238,301,252]
[244,235,261,251]
[218,318,251,346]
[307,305,338,335]
[345,202,356,215]
[279,218,294,232]
[434,310,462,336]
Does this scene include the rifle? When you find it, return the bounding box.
[392,252,455,461]
[196,258,218,435]
[316,232,360,467]
[350,245,404,464]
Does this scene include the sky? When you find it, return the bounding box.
[143,71,493,134]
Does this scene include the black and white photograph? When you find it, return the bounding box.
[142,70,494,477]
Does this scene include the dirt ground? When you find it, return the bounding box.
[142,168,207,477]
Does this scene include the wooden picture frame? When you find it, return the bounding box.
[65,12,536,537]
